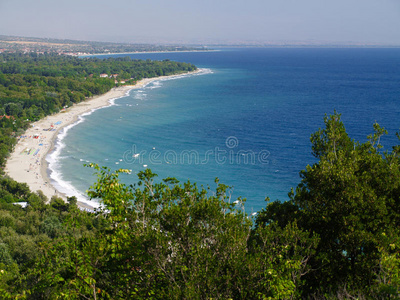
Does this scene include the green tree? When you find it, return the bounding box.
[50,196,68,213]
[289,112,400,294]
[40,215,62,239]
[67,196,78,211]
[15,166,316,299]
[0,243,13,266]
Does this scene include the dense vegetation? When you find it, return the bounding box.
[0,112,399,299]
[0,52,196,169]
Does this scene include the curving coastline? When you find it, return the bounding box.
[5,70,203,210]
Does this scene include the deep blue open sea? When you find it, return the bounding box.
[48,48,400,212]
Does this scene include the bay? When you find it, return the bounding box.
[49,48,400,212]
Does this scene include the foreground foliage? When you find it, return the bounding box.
[0,112,399,299]
[258,112,400,298]
[4,167,313,299]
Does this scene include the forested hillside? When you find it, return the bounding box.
[0,112,399,299]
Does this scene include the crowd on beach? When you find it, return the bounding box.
[15,122,61,195]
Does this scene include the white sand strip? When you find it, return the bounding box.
[4,70,202,209]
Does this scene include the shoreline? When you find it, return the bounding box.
[5,69,203,210]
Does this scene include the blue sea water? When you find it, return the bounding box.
[48,48,400,212]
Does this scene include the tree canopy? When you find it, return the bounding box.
[257,112,400,297]
[0,61,400,299]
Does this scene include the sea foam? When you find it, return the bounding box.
[47,69,210,208]
[46,95,124,207]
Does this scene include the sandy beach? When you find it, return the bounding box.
[4,71,201,210]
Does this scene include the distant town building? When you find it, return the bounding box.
[0,115,15,120]
[13,202,28,208]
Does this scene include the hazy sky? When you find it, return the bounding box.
[0,0,399,45]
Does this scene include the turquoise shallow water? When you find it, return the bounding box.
[48,48,400,212]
